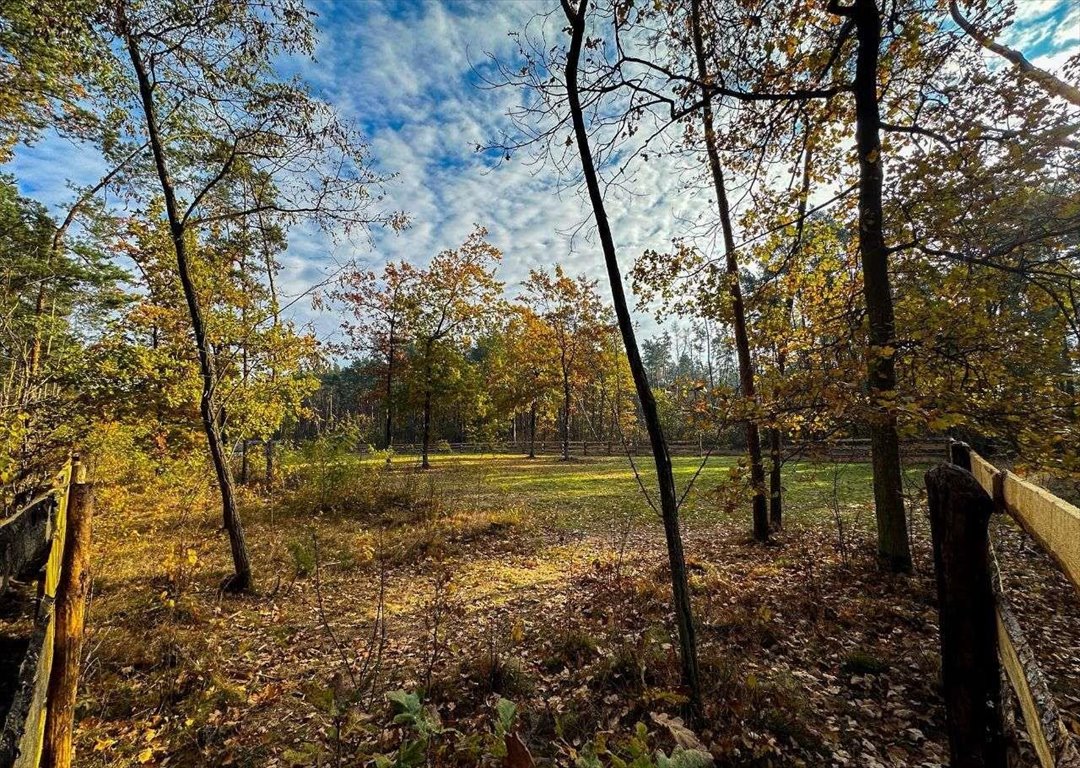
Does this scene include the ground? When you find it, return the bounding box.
[71,451,1078,767]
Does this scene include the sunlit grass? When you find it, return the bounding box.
[293,450,930,532]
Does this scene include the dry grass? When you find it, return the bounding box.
[74,450,970,766]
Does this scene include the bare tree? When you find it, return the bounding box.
[558,0,702,719]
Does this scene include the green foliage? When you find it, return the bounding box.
[573,722,713,768]
[371,691,522,767]
[287,537,316,577]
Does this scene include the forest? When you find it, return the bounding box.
[0,0,1078,766]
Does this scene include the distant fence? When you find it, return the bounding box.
[374,437,948,462]
[0,456,88,768]
[928,442,1080,768]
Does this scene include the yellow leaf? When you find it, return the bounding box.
[137,748,154,763]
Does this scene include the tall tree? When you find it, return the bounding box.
[522,266,607,461]
[335,261,418,457]
[826,0,911,571]
[688,0,769,542]
[404,227,503,469]
[559,0,702,719]
[112,0,396,590]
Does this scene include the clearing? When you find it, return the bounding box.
[74,452,1076,767]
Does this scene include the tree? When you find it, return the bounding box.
[335,261,418,457]
[403,226,503,469]
[112,0,397,590]
[0,178,128,500]
[559,0,702,719]
[0,0,111,161]
[485,306,560,458]
[687,0,769,542]
[522,266,607,461]
[806,0,911,571]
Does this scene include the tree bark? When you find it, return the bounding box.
[769,427,782,529]
[124,17,253,590]
[529,399,537,458]
[831,0,912,572]
[689,0,769,542]
[561,369,571,461]
[42,463,92,768]
[422,385,433,470]
[384,319,395,457]
[562,0,701,719]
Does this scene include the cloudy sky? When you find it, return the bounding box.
[5,0,1079,347]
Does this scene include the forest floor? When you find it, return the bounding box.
[72,452,1080,767]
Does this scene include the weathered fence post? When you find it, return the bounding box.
[42,457,93,768]
[926,463,1006,768]
[949,440,973,472]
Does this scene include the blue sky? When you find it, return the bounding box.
[4,0,1078,348]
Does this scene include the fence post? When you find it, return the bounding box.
[42,456,93,768]
[949,440,973,472]
[925,463,1006,768]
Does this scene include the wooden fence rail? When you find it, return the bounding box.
[930,442,1080,768]
[356,437,948,461]
[0,456,90,768]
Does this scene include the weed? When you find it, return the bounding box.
[287,536,315,577]
[842,648,889,675]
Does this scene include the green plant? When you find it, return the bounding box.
[287,536,315,577]
[572,722,713,768]
[842,648,889,675]
[370,692,526,767]
[372,690,445,768]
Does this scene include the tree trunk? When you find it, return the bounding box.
[124,21,253,591]
[562,0,701,720]
[561,372,571,461]
[42,462,92,768]
[384,320,395,456]
[529,399,537,458]
[769,428,782,529]
[839,0,912,572]
[422,386,433,470]
[689,0,768,542]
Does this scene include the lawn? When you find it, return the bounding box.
[333,450,928,531]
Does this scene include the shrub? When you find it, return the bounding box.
[287,536,316,577]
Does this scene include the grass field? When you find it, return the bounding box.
[76,449,955,767]
[311,450,930,531]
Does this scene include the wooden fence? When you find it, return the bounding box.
[929,442,1080,768]
[370,437,948,462]
[0,457,88,768]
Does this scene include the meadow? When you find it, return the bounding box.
[72,447,975,767]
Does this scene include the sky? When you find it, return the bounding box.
[4,0,1079,349]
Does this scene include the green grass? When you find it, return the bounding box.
[295,450,929,532]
